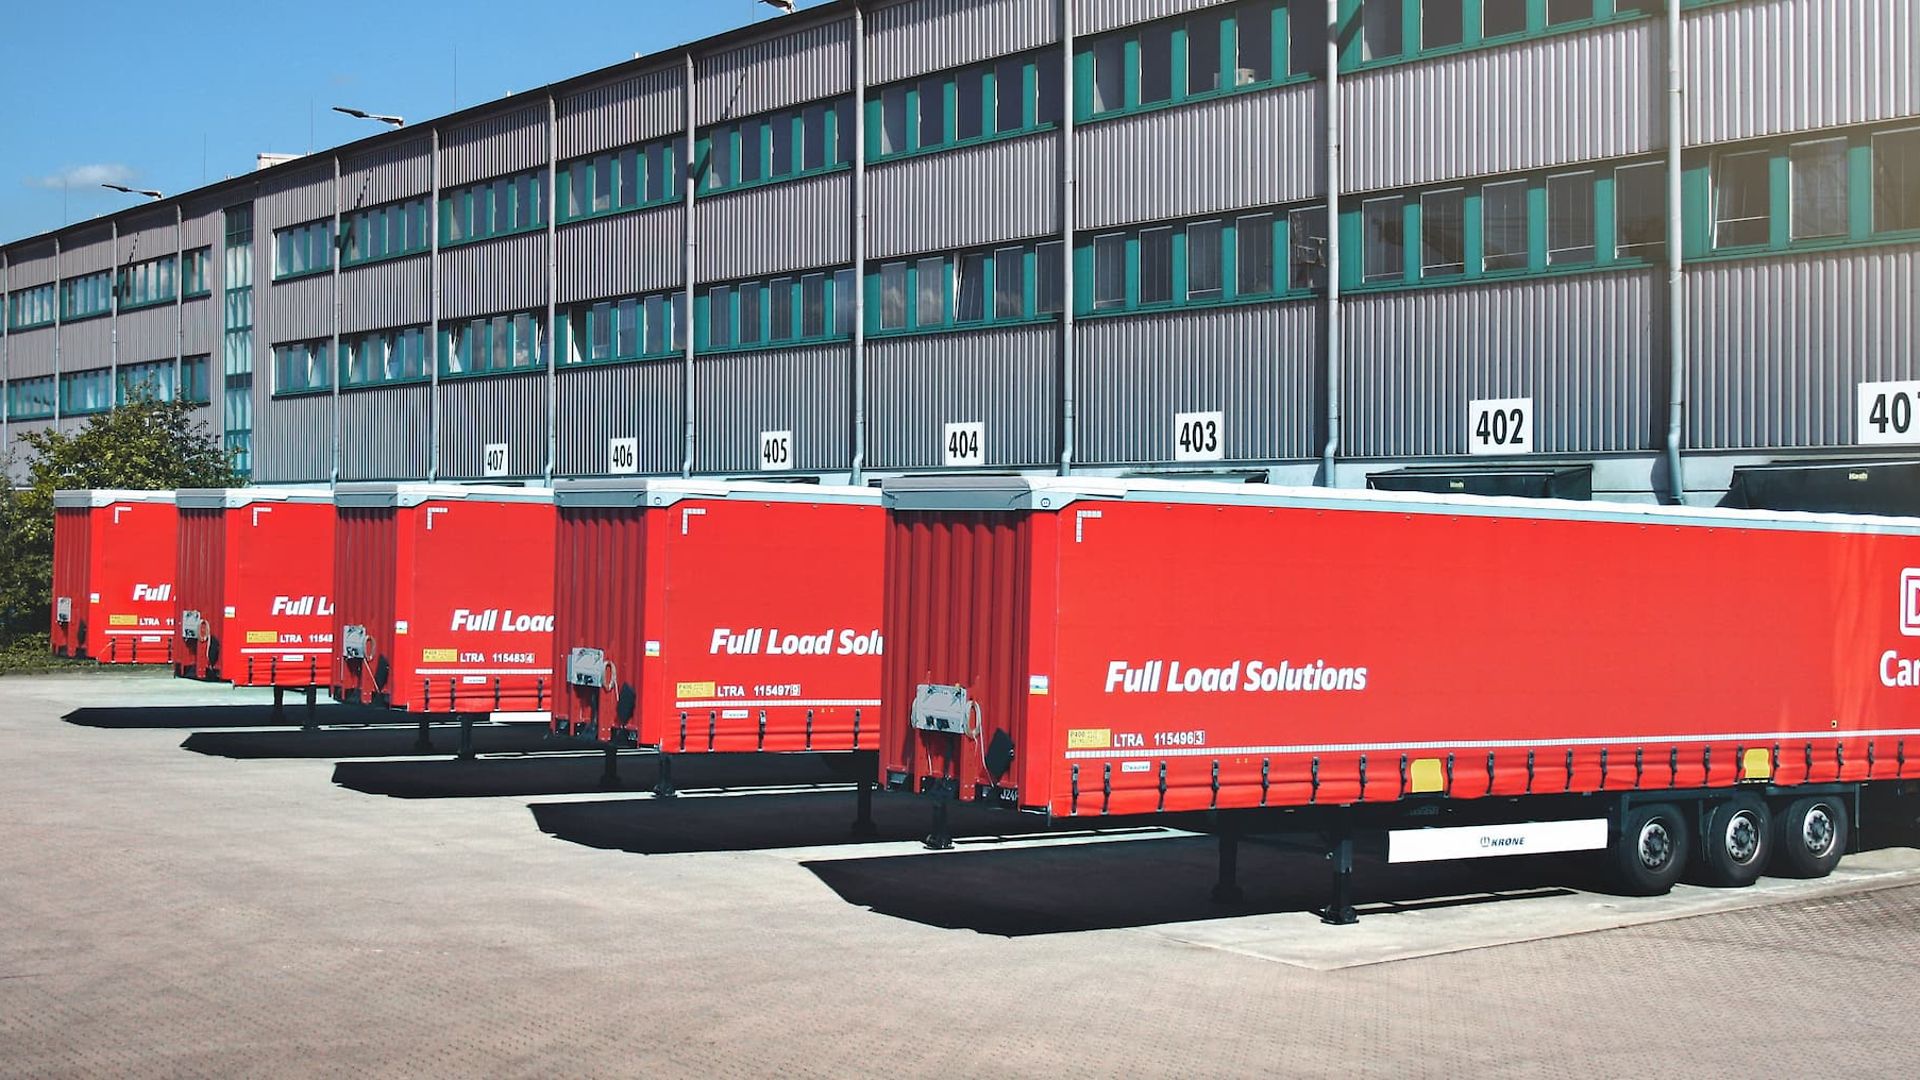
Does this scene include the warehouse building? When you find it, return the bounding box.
[2,0,1916,504]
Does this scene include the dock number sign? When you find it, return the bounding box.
[943,421,985,468]
[607,437,638,475]
[1468,398,1533,456]
[483,442,510,477]
[1174,411,1225,462]
[759,430,793,471]
[1858,381,1920,445]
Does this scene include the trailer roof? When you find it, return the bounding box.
[880,475,1920,537]
[332,482,554,509]
[52,490,177,508]
[552,478,879,509]
[175,486,335,509]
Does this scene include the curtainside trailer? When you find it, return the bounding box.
[551,480,883,818]
[174,487,337,720]
[51,490,179,665]
[880,476,1920,922]
[330,483,556,756]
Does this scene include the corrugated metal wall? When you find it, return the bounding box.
[696,173,850,281]
[696,17,853,125]
[693,345,851,473]
[866,0,1058,85]
[554,361,683,476]
[59,318,112,371]
[870,134,1057,258]
[117,305,178,364]
[6,329,55,378]
[865,324,1057,470]
[559,66,683,158]
[342,384,432,479]
[437,371,548,479]
[255,166,335,230]
[60,228,113,276]
[1075,302,1320,464]
[263,273,333,344]
[1689,245,1920,450]
[1342,19,1656,193]
[1687,0,1920,147]
[1342,269,1658,457]
[7,242,57,287]
[181,206,220,251]
[441,233,547,320]
[251,392,331,482]
[341,256,431,333]
[557,208,684,303]
[440,104,548,188]
[119,212,177,263]
[1079,85,1321,229]
[183,296,217,357]
[1075,0,1236,37]
[341,137,432,205]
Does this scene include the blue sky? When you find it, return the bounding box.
[0,0,813,241]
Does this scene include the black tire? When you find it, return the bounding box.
[1697,795,1772,887]
[1771,795,1849,879]
[1612,802,1691,896]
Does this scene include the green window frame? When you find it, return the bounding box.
[867,48,1063,162]
[1340,0,1665,72]
[59,270,113,321]
[1075,0,1312,124]
[339,325,430,388]
[182,247,213,298]
[866,240,1064,335]
[116,359,179,404]
[272,218,334,281]
[271,338,333,396]
[1683,122,1920,262]
[558,290,687,365]
[341,196,431,267]
[1072,211,1308,315]
[438,310,547,378]
[557,135,683,223]
[437,169,546,249]
[6,374,56,419]
[698,96,855,195]
[58,366,114,415]
[7,282,56,331]
[116,254,179,312]
[697,269,853,352]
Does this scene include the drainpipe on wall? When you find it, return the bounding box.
[2,252,10,439]
[109,221,119,397]
[330,154,343,487]
[1057,0,1077,476]
[850,1,868,485]
[52,236,61,426]
[1319,3,1341,487]
[173,206,185,404]
[428,126,442,483]
[1663,0,1689,505]
[545,91,560,487]
[681,50,698,479]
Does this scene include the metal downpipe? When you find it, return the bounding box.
[1057,0,1076,476]
[1663,0,1689,505]
[1319,3,1341,487]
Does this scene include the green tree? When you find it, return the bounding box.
[0,391,239,648]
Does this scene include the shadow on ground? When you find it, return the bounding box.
[65,702,394,730]
[336,750,868,800]
[182,722,559,760]
[530,786,1061,855]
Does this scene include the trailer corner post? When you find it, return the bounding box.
[1664,0,1688,506]
[1319,2,1342,489]
[849,1,868,485]
[681,49,698,480]
[1057,0,1077,477]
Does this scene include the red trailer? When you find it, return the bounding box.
[552,480,883,807]
[882,477,1920,918]
[330,483,555,756]
[174,487,337,717]
[51,490,179,664]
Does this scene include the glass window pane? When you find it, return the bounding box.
[1421,189,1465,274]
[881,262,908,330]
[710,126,733,188]
[1484,0,1527,38]
[955,253,987,322]
[1093,38,1125,113]
[739,282,764,344]
[1140,25,1173,104]
[1140,227,1173,303]
[616,299,639,357]
[1616,162,1667,258]
[916,256,946,326]
[1289,0,1324,76]
[836,98,855,164]
[1547,172,1597,265]
[882,86,909,155]
[1189,11,1224,95]
[1094,233,1128,309]
[1783,141,1849,241]
[1187,220,1223,300]
[1546,0,1590,26]
[1875,129,1920,232]
[803,105,827,170]
[1239,212,1276,294]
[995,60,1026,132]
[591,302,613,360]
[619,149,640,207]
[834,268,856,335]
[1037,241,1065,313]
[956,69,985,140]
[1037,53,1063,125]
[1714,150,1772,248]
[918,78,947,147]
[771,114,795,176]
[801,273,826,337]
[708,286,733,348]
[1483,180,1530,271]
[1363,197,1406,282]
[646,295,669,354]
[993,247,1026,319]
[1361,0,1403,61]
[768,277,795,341]
[1424,0,1464,50]
[739,120,763,183]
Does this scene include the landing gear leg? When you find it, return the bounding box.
[1211,828,1245,904]
[652,753,678,798]
[302,687,319,732]
[923,794,954,851]
[272,686,285,720]
[600,744,621,788]
[413,717,433,753]
[851,772,878,838]
[456,715,476,761]
[1318,815,1358,926]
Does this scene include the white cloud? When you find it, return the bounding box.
[26,163,137,190]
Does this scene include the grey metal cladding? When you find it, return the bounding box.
[341,136,433,206]
[555,361,684,476]
[869,134,1057,259]
[1688,246,1920,450]
[341,256,431,332]
[5,328,54,377]
[181,208,220,250]
[440,103,549,189]
[864,324,1057,469]
[1687,0,1920,147]
[1074,0,1237,37]
[1342,270,1657,457]
[256,165,335,229]
[1079,85,1321,228]
[695,17,852,125]
[437,371,548,479]
[695,174,850,281]
[117,306,178,364]
[1341,19,1656,194]
[1074,302,1320,464]
[60,229,113,275]
[264,274,333,342]
[342,384,432,480]
[557,208,684,303]
[559,66,684,158]
[440,233,547,320]
[866,0,1058,85]
[251,393,332,482]
[693,344,851,473]
[183,298,217,355]
[6,243,56,286]
[119,213,178,261]
[59,318,111,370]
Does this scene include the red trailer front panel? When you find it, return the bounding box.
[175,488,336,687]
[552,481,883,752]
[882,477,1920,818]
[331,484,555,714]
[50,490,178,664]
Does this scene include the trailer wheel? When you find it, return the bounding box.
[1697,795,1771,887]
[1612,802,1690,896]
[1771,796,1848,879]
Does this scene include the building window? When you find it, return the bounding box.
[6,283,55,330]
[60,270,114,321]
[704,97,851,191]
[915,256,945,325]
[1421,189,1466,276]
[871,51,1061,161]
[117,254,178,311]
[1615,162,1666,259]
[57,367,113,415]
[1482,179,1530,271]
[952,254,985,322]
[1139,226,1174,304]
[439,311,545,377]
[1036,241,1066,314]
[1189,9,1225,94]
[272,218,334,279]
[993,247,1026,318]
[880,262,908,330]
[1188,219,1224,300]
[1483,0,1528,38]
[439,169,544,246]
[1362,197,1405,282]
[1093,233,1128,309]
[6,375,56,420]
[567,288,683,363]
[182,247,212,298]
[338,326,428,387]
[343,195,431,265]
[1288,207,1327,290]
[271,339,332,395]
[1361,0,1403,61]
[1423,0,1464,50]
[1873,128,1920,233]
[1713,149,1772,248]
[1789,139,1849,241]
[1546,0,1590,26]
[1139,24,1174,105]
[1092,38,1125,114]
[116,359,177,403]
[1238,212,1276,295]
[1547,171,1597,266]
[1082,1,1296,120]
[867,242,1058,332]
[695,271,848,350]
